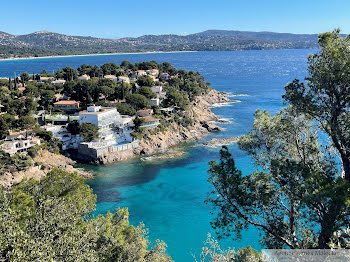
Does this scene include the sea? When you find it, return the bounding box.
[0,50,313,261]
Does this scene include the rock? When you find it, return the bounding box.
[201,121,223,132]
[0,149,94,188]
[203,137,239,147]
[216,119,231,124]
[78,89,232,164]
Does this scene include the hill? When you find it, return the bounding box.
[0,29,321,58]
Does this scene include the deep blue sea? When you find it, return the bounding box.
[0,50,313,261]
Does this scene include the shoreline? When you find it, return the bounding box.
[84,89,236,165]
[0,50,198,62]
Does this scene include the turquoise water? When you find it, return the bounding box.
[0,50,312,261]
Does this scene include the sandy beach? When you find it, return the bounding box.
[0,50,197,62]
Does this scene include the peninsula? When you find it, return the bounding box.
[0,60,234,186]
[0,29,322,59]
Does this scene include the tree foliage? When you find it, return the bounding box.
[126,94,150,110]
[79,123,99,142]
[0,169,172,262]
[284,29,350,182]
[207,30,350,250]
[193,233,262,262]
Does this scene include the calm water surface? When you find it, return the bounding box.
[0,50,312,261]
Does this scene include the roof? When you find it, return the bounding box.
[51,79,66,84]
[137,109,153,117]
[40,76,53,80]
[54,100,79,105]
[104,75,117,79]
[79,107,116,115]
[55,94,63,99]
[118,76,129,79]
[142,116,160,122]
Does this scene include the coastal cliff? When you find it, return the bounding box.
[0,150,92,188]
[97,89,235,164]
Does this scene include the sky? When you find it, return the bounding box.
[1,0,350,38]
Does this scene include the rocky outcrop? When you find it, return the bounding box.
[203,137,239,147]
[0,150,93,188]
[87,89,237,164]
[98,148,136,165]
[134,89,235,160]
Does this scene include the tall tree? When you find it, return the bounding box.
[207,31,350,249]
[207,108,350,249]
[284,29,350,181]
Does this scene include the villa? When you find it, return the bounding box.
[137,109,153,117]
[147,68,159,76]
[152,86,166,99]
[79,106,120,128]
[54,100,80,112]
[78,105,138,160]
[152,86,163,93]
[140,116,160,129]
[149,98,160,106]
[78,74,90,80]
[39,76,54,82]
[1,131,41,155]
[117,76,130,83]
[137,70,147,77]
[104,75,118,81]
[51,79,66,85]
[160,73,170,80]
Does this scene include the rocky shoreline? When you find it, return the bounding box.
[0,150,93,189]
[95,89,236,164]
[0,89,235,186]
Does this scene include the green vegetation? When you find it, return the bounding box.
[0,169,172,261]
[137,75,155,87]
[162,87,189,111]
[0,30,320,59]
[0,60,211,177]
[207,30,350,250]
[79,123,99,142]
[126,94,151,110]
[116,102,136,116]
[194,234,262,262]
[0,151,33,174]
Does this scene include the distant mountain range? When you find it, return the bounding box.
[0,30,322,59]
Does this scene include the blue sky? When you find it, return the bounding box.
[2,0,350,38]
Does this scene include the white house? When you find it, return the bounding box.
[149,98,160,106]
[117,76,130,83]
[140,116,160,129]
[152,86,163,94]
[51,79,66,85]
[147,68,159,76]
[137,70,147,77]
[79,106,121,128]
[78,74,90,80]
[77,107,137,159]
[160,73,170,80]
[104,75,118,82]
[1,137,41,155]
[39,76,54,83]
